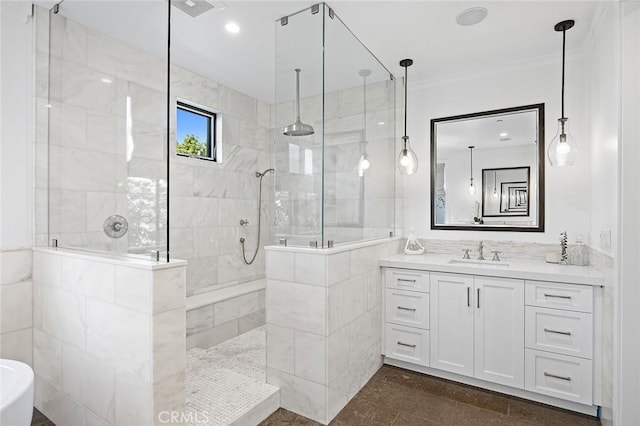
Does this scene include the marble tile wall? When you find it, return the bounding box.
[264,238,402,424]
[33,248,186,426]
[169,66,273,297]
[0,249,33,365]
[420,238,561,261]
[186,289,265,349]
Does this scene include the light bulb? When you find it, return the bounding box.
[555,140,571,166]
[359,156,370,170]
[492,189,498,199]
[397,139,418,175]
[548,118,578,166]
[469,183,475,195]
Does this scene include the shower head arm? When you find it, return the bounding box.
[295,68,301,120]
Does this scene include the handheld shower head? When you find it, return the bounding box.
[255,168,275,178]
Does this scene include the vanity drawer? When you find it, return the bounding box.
[385,323,429,367]
[385,268,429,293]
[525,349,592,405]
[385,288,429,329]
[525,307,593,359]
[525,281,593,313]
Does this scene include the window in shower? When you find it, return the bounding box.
[176,100,218,161]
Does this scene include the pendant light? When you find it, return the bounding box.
[398,59,418,175]
[492,170,498,199]
[468,146,475,195]
[548,19,578,166]
[358,69,371,177]
[283,68,314,137]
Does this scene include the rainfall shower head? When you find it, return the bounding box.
[283,69,314,137]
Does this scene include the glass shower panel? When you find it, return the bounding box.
[45,2,169,260]
[274,6,324,247]
[274,3,396,248]
[323,7,396,245]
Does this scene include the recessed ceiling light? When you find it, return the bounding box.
[101,77,113,84]
[225,22,240,34]
[378,121,385,125]
[500,132,508,137]
[185,0,196,7]
[456,7,488,26]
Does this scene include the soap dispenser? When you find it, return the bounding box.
[569,234,589,266]
[404,228,425,255]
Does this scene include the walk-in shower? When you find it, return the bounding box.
[274,3,397,249]
[240,168,274,265]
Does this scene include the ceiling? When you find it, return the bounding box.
[436,108,538,158]
[43,0,606,104]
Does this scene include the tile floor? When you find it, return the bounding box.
[261,365,602,426]
[185,325,279,425]
[31,408,54,426]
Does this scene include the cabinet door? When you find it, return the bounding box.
[474,276,525,388]
[430,272,474,376]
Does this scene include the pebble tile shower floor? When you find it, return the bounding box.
[186,325,278,425]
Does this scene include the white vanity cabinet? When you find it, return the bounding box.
[383,269,430,366]
[380,255,603,417]
[524,280,595,404]
[430,273,524,388]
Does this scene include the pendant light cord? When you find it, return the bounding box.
[561,29,566,119]
[363,75,367,141]
[403,65,408,139]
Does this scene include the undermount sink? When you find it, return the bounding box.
[448,259,510,267]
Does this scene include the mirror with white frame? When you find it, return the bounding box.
[430,104,545,232]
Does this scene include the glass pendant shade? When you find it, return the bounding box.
[468,181,475,195]
[548,19,578,167]
[398,136,418,175]
[548,118,578,166]
[398,58,418,175]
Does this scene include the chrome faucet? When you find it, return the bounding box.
[477,241,485,260]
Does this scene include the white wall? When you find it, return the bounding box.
[617,2,640,425]
[0,2,33,250]
[404,53,590,244]
[0,2,35,367]
[588,4,620,259]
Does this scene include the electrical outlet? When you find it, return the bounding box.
[599,230,611,253]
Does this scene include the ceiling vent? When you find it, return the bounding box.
[171,0,226,18]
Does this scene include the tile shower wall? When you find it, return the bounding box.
[169,67,272,297]
[264,239,402,424]
[0,249,33,365]
[186,288,266,349]
[32,248,186,426]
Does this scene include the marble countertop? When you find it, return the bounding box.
[380,254,603,286]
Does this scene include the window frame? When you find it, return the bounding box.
[175,100,219,162]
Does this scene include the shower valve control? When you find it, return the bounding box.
[239,219,250,226]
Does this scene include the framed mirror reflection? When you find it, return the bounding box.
[430,104,545,232]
